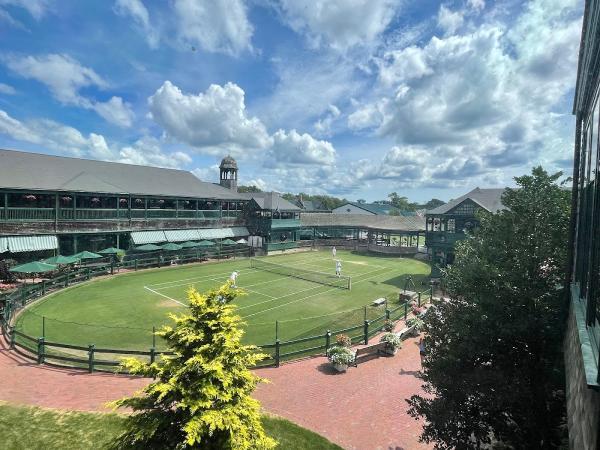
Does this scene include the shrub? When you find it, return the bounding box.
[327,346,355,366]
[109,281,276,450]
[0,259,17,283]
[407,317,424,331]
[383,319,395,332]
[335,334,351,348]
[380,332,402,349]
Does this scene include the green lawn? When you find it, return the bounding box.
[0,402,341,450]
[15,250,430,353]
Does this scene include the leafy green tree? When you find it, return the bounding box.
[238,185,263,193]
[408,167,570,449]
[388,192,419,211]
[110,283,276,450]
[423,198,444,210]
[356,199,366,204]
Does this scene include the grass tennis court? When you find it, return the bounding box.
[14,250,431,352]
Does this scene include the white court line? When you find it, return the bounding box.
[144,285,187,307]
[243,288,277,299]
[149,268,260,290]
[241,266,390,319]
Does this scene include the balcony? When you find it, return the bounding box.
[425,231,465,247]
[0,207,232,221]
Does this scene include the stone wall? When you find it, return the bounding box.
[564,300,600,449]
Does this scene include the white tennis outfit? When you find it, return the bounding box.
[335,261,342,277]
[230,271,239,286]
[332,247,337,258]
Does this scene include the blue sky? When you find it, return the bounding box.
[0,0,584,202]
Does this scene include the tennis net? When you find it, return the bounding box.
[250,258,351,290]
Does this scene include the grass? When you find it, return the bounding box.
[15,249,431,352]
[0,401,342,450]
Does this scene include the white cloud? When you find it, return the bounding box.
[274,0,400,51]
[268,129,336,166]
[113,0,159,48]
[243,178,268,191]
[347,102,384,131]
[191,164,220,182]
[0,108,190,169]
[118,137,192,168]
[93,96,135,128]
[313,104,340,137]
[0,0,49,20]
[4,53,134,127]
[5,53,107,106]
[467,0,485,13]
[148,80,271,154]
[437,5,464,35]
[173,0,253,56]
[0,82,16,95]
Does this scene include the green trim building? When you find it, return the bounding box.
[565,0,600,446]
[426,188,505,277]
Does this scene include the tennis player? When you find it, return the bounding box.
[335,260,342,277]
[229,271,239,287]
[332,246,337,258]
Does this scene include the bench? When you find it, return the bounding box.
[372,297,386,306]
[353,341,389,366]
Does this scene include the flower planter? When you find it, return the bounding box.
[384,346,397,356]
[333,363,348,373]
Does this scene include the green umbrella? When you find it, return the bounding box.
[10,261,57,274]
[180,241,200,248]
[197,240,216,247]
[135,243,162,251]
[71,250,103,260]
[43,255,80,265]
[221,239,238,245]
[98,247,122,255]
[160,242,183,251]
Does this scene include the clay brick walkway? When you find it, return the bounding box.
[0,331,431,449]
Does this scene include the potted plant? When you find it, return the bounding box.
[380,332,402,355]
[406,317,425,336]
[383,319,395,332]
[327,345,355,372]
[335,333,352,348]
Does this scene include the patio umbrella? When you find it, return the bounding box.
[10,261,57,274]
[71,250,102,260]
[43,255,80,265]
[197,240,216,247]
[180,241,200,248]
[135,243,162,251]
[160,242,183,251]
[221,239,238,245]
[236,238,248,244]
[98,247,122,255]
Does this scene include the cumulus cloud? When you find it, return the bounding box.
[113,0,159,48]
[0,108,190,169]
[191,164,220,182]
[437,5,464,35]
[4,53,134,127]
[268,129,336,166]
[313,104,340,137]
[173,0,253,55]
[0,0,49,20]
[148,80,271,154]
[273,0,400,51]
[346,0,581,188]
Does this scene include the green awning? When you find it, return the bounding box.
[130,231,167,245]
[160,242,183,251]
[197,227,249,240]
[164,229,200,242]
[6,235,58,253]
[0,237,7,253]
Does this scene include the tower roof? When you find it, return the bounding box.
[220,155,238,170]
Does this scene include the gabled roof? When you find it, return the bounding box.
[239,192,300,211]
[335,202,400,215]
[0,149,243,200]
[427,188,506,215]
[301,213,425,232]
[297,199,330,212]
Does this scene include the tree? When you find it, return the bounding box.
[356,199,366,204]
[110,282,276,450]
[238,185,263,193]
[423,198,444,210]
[388,192,419,211]
[408,167,570,449]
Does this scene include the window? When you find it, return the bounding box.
[451,201,476,215]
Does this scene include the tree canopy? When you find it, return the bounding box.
[110,282,276,450]
[408,167,571,449]
[238,185,263,193]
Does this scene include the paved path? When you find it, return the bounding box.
[0,330,431,449]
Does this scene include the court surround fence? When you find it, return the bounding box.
[0,250,433,372]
